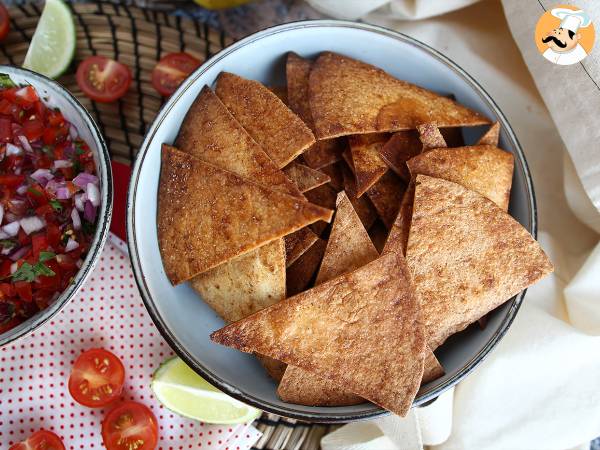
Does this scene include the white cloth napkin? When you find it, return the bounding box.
[310,0,600,449]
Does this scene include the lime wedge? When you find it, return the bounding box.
[23,0,76,78]
[151,357,262,424]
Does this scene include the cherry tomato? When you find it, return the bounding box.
[102,401,159,450]
[0,3,9,42]
[151,52,200,97]
[9,429,65,450]
[68,348,125,407]
[76,56,132,103]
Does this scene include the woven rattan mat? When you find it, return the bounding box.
[0,2,336,449]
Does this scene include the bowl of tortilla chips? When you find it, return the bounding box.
[127,21,553,422]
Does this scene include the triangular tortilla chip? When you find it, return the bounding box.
[366,171,406,229]
[286,237,327,297]
[215,72,315,168]
[283,162,331,193]
[319,162,344,191]
[309,52,489,139]
[257,355,287,382]
[303,138,345,169]
[268,86,288,104]
[422,349,445,384]
[175,86,301,198]
[278,369,364,406]
[348,133,390,197]
[212,252,427,416]
[341,162,378,230]
[417,123,447,150]
[315,191,379,285]
[158,145,333,284]
[406,145,514,211]
[383,181,415,256]
[477,122,500,146]
[379,130,422,181]
[190,239,286,323]
[284,227,319,268]
[406,175,554,348]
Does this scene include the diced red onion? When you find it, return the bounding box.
[1,246,10,256]
[2,221,20,237]
[9,245,30,262]
[83,200,96,222]
[76,259,83,269]
[30,139,43,150]
[16,184,28,195]
[86,182,100,207]
[4,212,17,223]
[17,135,32,153]
[65,238,79,252]
[62,143,75,159]
[55,187,72,200]
[30,168,54,186]
[73,172,98,188]
[0,204,3,225]
[74,193,85,212]
[19,216,45,235]
[69,124,79,140]
[53,159,72,169]
[71,208,81,230]
[6,143,22,156]
[10,262,17,274]
[0,230,8,240]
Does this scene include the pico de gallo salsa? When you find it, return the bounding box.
[0,75,99,335]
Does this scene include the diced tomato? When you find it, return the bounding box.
[47,110,64,127]
[31,234,49,258]
[0,116,11,143]
[42,127,56,145]
[46,223,61,249]
[17,228,29,246]
[0,282,15,298]
[2,87,17,101]
[0,261,11,279]
[0,174,24,186]
[35,99,47,121]
[15,86,39,105]
[21,117,44,141]
[56,254,77,272]
[14,281,32,302]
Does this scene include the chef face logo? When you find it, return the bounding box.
[535,5,595,65]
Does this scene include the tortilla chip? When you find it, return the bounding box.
[283,162,331,193]
[303,138,346,169]
[366,171,406,229]
[379,130,422,181]
[175,86,301,198]
[422,350,445,384]
[406,145,514,211]
[417,123,447,150]
[309,52,489,139]
[383,181,415,256]
[212,251,426,417]
[369,220,388,254]
[406,175,554,348]
[284,227,319,268]
[286,237,327,296]
[278,368,364,406]
[215,72,315,168]
[477,122,500,146]
[286,52,314,128]
[268,86,288,104]
[190,239,286,323]
[319,162,344,191]
[348,133,390,197]
[304,183,338,236]
[257,355,287,382]
[341,163,378,230]
[158,145,333,284]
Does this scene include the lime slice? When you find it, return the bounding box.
[23,0,76,78]
[151,357,262,424]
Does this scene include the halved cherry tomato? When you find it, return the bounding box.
[0,3,9,42]
[102,401,158,450]
[76,56,132,103]
[68,348,125,407]
[9,429,65,450]
[151,52,200,97]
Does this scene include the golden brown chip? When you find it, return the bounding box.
[369,220,388,254]
[175,86,301,198]
[286,52,314,128]
[257,355,287,382]
[417,123,447,150]
[286,237,327,297]
[268,86,288,104]
[341,162,378,230]
[477,122,501,146]
[283,162,331,193]
[319,162,344,191]
[406,145,514,211]
[278,369,364,406]
[366,171,406,229]
[406,175,554,348]
[212,252,426,417]
[215,72,315,168]
[348,133,390,197]
[158,145,332,284]
[422,349,445,384]
[383,180,415,256]
[303,138,346,169]
[379,130,422,181]
[309,52,489,139]
[190,239,285,323]
[284,227,319,268]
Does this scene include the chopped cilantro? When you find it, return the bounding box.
[39,251,56,262]
[41,145,53,156]
[49,199,62,212]
[0,239,16,249]
[11,263,36,282]
[0,73,16,89]
[27,187,42,197]
[12,254,56,282]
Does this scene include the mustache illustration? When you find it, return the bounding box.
[542,35,568,48]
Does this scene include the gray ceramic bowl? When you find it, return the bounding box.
[0,66,113,348]
[127,21,535,422]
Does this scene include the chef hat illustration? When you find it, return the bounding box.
[551,8,592,33]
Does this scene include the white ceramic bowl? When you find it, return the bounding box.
[0,66,113,348]
[127,21,536,422]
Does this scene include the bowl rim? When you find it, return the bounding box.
[0,65,113,348]
[127,19,537,423]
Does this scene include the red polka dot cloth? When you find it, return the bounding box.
[0,234,261,449]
